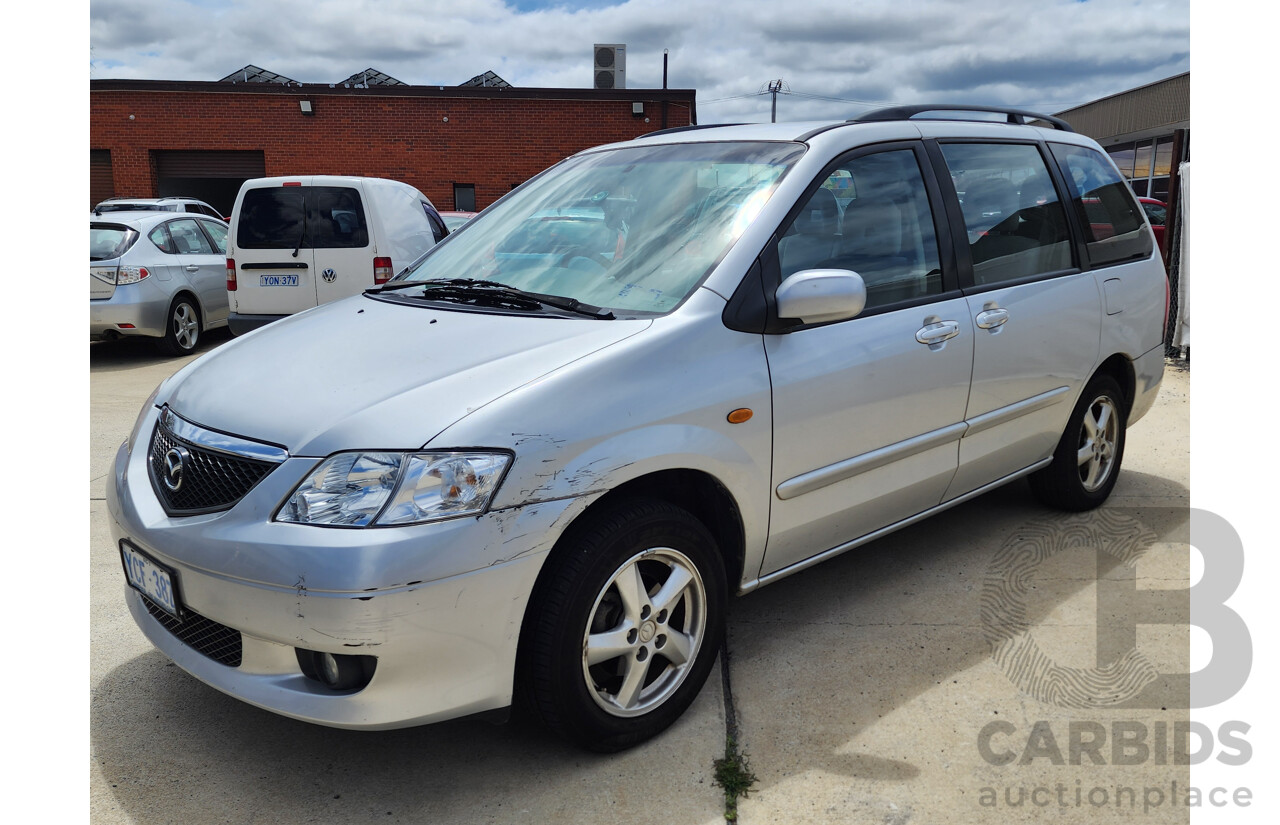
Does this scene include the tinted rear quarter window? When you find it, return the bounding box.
[1050,143,1152,266]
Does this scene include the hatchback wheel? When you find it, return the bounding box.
[519,498,726,751]
[158,296,201,356]
[1029,373,1127,510]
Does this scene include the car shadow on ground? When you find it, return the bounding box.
[89,328,234,373]
[90,474,1187,824]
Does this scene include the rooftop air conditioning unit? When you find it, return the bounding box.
[594,44,626,89]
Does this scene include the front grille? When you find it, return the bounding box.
[141,595,243,667]
[148,415,279,515]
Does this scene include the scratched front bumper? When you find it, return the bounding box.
[107,408,593,729]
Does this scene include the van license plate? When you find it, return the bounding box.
[260,274,299,287]
[120,541,180,617]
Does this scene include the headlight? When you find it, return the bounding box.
[276,451,512,527]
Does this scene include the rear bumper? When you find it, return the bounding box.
[229,313,287,336]
[90,282,171,339]
[1128,343,1165,425]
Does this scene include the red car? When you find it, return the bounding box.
[1138,197,1167,252]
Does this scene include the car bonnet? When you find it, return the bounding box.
[161,295,651,456]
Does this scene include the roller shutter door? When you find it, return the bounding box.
[154,150,265,178]
[90,150,113,207]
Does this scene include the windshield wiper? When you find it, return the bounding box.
[375,278,615,319]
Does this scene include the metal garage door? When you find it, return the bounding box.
[154,150,265,178]
[90,150,113,208]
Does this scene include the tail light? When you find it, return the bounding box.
[1163,271,1171,342]
[117,266,150,285]
[374,256,393,284]
[227,258,237,291]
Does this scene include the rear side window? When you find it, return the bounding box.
[940,143,1072,286]
[168,218,217,254]
[238,186,369,249]
[89,225,137,260]
[1049,143,1152,266]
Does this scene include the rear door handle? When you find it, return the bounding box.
[976,307,1009,329]
[916,320,960,346]
[185,265,200,272]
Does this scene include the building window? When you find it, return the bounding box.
[1106,135,1181,205]
[454,183,476,212]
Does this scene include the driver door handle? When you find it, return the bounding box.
[916,320,960,346]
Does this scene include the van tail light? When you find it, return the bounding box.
[227,258,238,291]
[374,256,393,284]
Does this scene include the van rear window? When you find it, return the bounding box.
[237,187,369,249]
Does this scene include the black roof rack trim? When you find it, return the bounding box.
[849,104,1074,132]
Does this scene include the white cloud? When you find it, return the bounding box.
[89,0,1189,123]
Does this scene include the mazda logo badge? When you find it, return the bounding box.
[162,447,189,492]
[322,268,337,283]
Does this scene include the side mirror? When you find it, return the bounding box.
[775,269,867,325]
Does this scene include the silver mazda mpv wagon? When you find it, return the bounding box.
[110,107,1167,751]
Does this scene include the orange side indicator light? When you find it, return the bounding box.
[727,408,753,424]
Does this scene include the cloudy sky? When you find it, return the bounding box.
[89,0,1189,124]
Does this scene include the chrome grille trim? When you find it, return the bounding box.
[147,407,287,516]
[158,406,289,463]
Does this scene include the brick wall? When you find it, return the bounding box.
[90,84,695,211]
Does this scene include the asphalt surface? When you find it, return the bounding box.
[90,329,1190,824]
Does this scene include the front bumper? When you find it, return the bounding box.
[107,409,594,729]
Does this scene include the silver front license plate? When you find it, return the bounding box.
[260,274,299,286]
[121,542,179,616]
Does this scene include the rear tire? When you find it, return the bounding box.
[1028,373,1127,510]
[157,296,201,356]
[518,498,726,752]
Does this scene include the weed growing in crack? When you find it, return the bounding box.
[713,733,758,822]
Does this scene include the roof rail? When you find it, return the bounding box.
[635,123,745,140]
[849,104,1074,132]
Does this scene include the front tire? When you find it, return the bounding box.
[1028,373,1127,510]
[519,498,726,752]
[157,295,201,356]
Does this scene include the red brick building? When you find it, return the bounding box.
[90,78,697,215]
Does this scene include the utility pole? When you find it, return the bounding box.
[768,79,784,123]
[662,49,669,129]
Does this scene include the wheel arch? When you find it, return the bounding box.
[513,468,746,693]
[1093,352,1136,416]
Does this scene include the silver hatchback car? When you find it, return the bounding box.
[109,107,1166,751]
[91,211,231,355]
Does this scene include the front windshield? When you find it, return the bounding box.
[393,141,805,315]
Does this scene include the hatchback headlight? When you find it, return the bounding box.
[277,451,512,527]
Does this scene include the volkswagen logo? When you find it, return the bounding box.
[162,447,190,492]
[322,268,337,283]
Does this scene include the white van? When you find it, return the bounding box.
[226,175,448,334]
